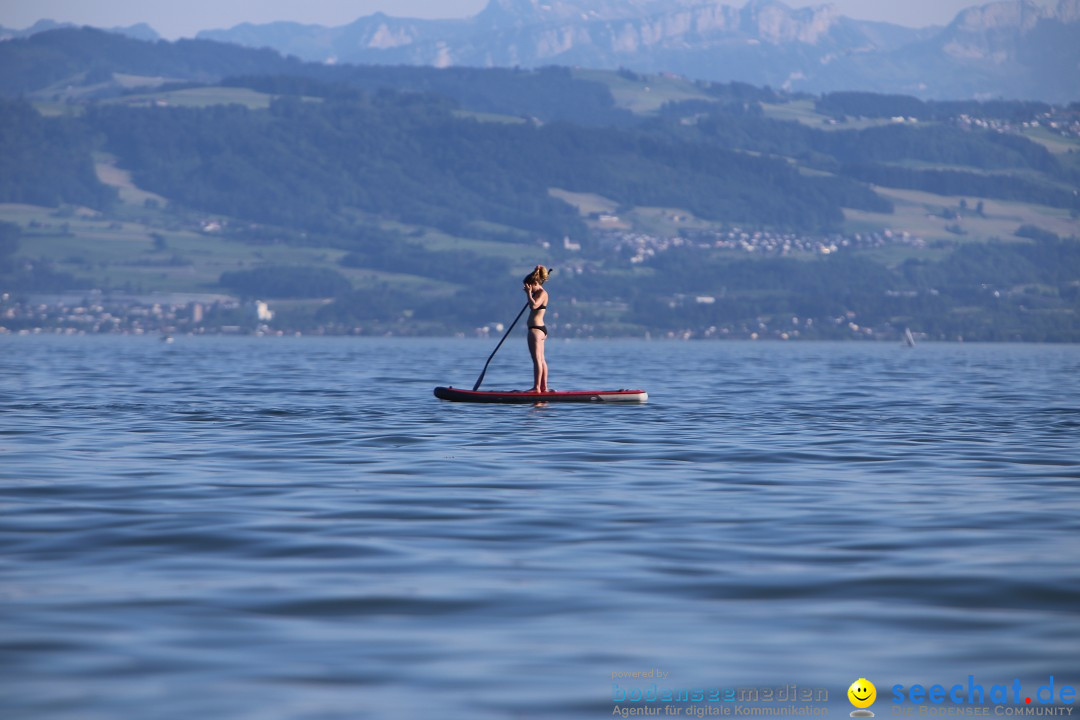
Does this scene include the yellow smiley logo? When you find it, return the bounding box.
[848,678,877,709]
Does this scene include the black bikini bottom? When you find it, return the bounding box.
[528,325,548,336]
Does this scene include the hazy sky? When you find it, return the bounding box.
[0,0,1062,39]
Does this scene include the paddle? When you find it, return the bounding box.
[473,301,529,391]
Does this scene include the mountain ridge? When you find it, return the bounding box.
[4,0,1077,100]
[191,0,1078,101]
[0,19,159,42]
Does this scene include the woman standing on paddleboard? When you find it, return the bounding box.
[524,265,550,393]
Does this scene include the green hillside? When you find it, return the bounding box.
[0,29,1078,340]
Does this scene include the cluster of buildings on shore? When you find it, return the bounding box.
[597,227,924,264]
[952,112,1080,141]
[833,108,1080,142]
[0,293,277,337]
[0,291,922,342]
[1,219,928,339]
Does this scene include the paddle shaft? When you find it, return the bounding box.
[473,301,530,391]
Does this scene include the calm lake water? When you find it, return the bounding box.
[2,336,1078,720]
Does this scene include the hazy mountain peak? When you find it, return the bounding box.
[185,0,1078,102]
[1055,0,1080,22]
[0,19,68,39]
[742,0,793,11]
[942,0,1080,34]
[949,0,1049,33]
[0,18,160,41]
[740,0,839,44]
[937,0,1080,64]
[118,23,160,42]
[479,0,703,23]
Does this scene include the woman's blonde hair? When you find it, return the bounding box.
[524,265,549,286]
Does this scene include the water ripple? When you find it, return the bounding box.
[1,337,1078,719]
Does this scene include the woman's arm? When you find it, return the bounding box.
[524,285,546,310]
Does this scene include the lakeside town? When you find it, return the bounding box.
[1,223,935,341]
[595,226,926,264]
[0,289,918,342]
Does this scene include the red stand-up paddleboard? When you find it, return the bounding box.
[443,273,647,404]
[434,387,648,404]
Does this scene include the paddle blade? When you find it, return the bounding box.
[472,370,487,392]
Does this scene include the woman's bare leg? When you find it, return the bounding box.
[528,329,542,392]
[537,335,548,392]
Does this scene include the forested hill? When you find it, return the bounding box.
[0,28,300,97]
[0,27,634,126]
[0,28,1078,341]
[82,92,879,236]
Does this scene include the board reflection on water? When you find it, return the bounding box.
[2,336,1078,719]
